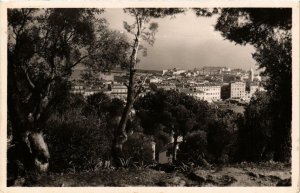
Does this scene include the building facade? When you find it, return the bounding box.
[194,85,221,102]
[110,84,128,100]
[230,82,246,99]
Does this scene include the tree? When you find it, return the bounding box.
[207,121,226,159]
[112,8,185,163]
[83,28,132,79]
[7,8,99,178]
[213,8,292,161]
[135,90,205,162]
[237,91,273,161]
[7,8,130,179]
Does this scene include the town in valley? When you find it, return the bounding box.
[71,66,265,114]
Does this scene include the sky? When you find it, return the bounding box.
[101,9,257,71]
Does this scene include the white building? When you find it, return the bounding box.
[111,84,128,100]
[230,82,246,99]
[194,85,221,102]
[180,85,221,103]
[181,89,206,100]
[70,83,85,94]
[149,77,162,83]
[173,69,186,75]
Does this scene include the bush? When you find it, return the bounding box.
[237,92,274,162]
[46,108,113,172]
[122,132,155,166]
[177,131,208,165]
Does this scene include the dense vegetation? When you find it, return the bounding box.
[7,8,292,185]
[41,89,279,173]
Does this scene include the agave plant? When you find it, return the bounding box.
[118,157,132,168]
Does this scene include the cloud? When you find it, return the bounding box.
[102,8,256,70]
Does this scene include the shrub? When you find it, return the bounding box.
[122,132,154,165]
[177,130,208,165]
[237,92,274,162]
[206,109,240,164]
[46,109,113,172]
[207,121,232,163]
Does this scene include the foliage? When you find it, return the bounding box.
[118,157,132,168]
[207,123,232,163]
[207,109,240,163]
[112,8,186,163]
[176,162,193,173]
[213,8,292,161]
[177,131,208,165]
[122,132,154,165]
[7,8,133,176]
[7,8,102,176]
[237,91,274,162]
[85,92,111,118]
[134,89,212,136]
[135,89,242,164]
[214,8,291,45]
[107,98,125,116]
[84,28,131,74]
[46,94,114,172]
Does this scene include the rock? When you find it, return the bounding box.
[157,177,186,187]
[276,178,291,186]
[246,171,259,178]
[187,170,237,186]
[268,175,282,182]
[217,175,237,186]
[187,171,207,184]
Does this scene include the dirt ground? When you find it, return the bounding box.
[22,162,291,187]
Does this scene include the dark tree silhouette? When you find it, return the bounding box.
[237,91,273,161]
[214,8,292,161]
[134,90,212,162]
[7,8,131,181]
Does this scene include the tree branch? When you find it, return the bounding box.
[123,82,129,88]
[21,66,35,89]
[67,55,88,70]
[60,55,88,78]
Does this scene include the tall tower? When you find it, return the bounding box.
[249,68,254,82]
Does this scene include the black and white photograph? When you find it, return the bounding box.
[1,1,299,191]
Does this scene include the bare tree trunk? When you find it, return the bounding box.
[8,61,51,185]
[8,126,50,186]
[172,133,178,163]
[151,141,156,162]
[112,14,142,165]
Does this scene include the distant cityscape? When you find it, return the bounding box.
[70,66,266,114]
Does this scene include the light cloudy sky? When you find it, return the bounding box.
[102,9,257,71]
